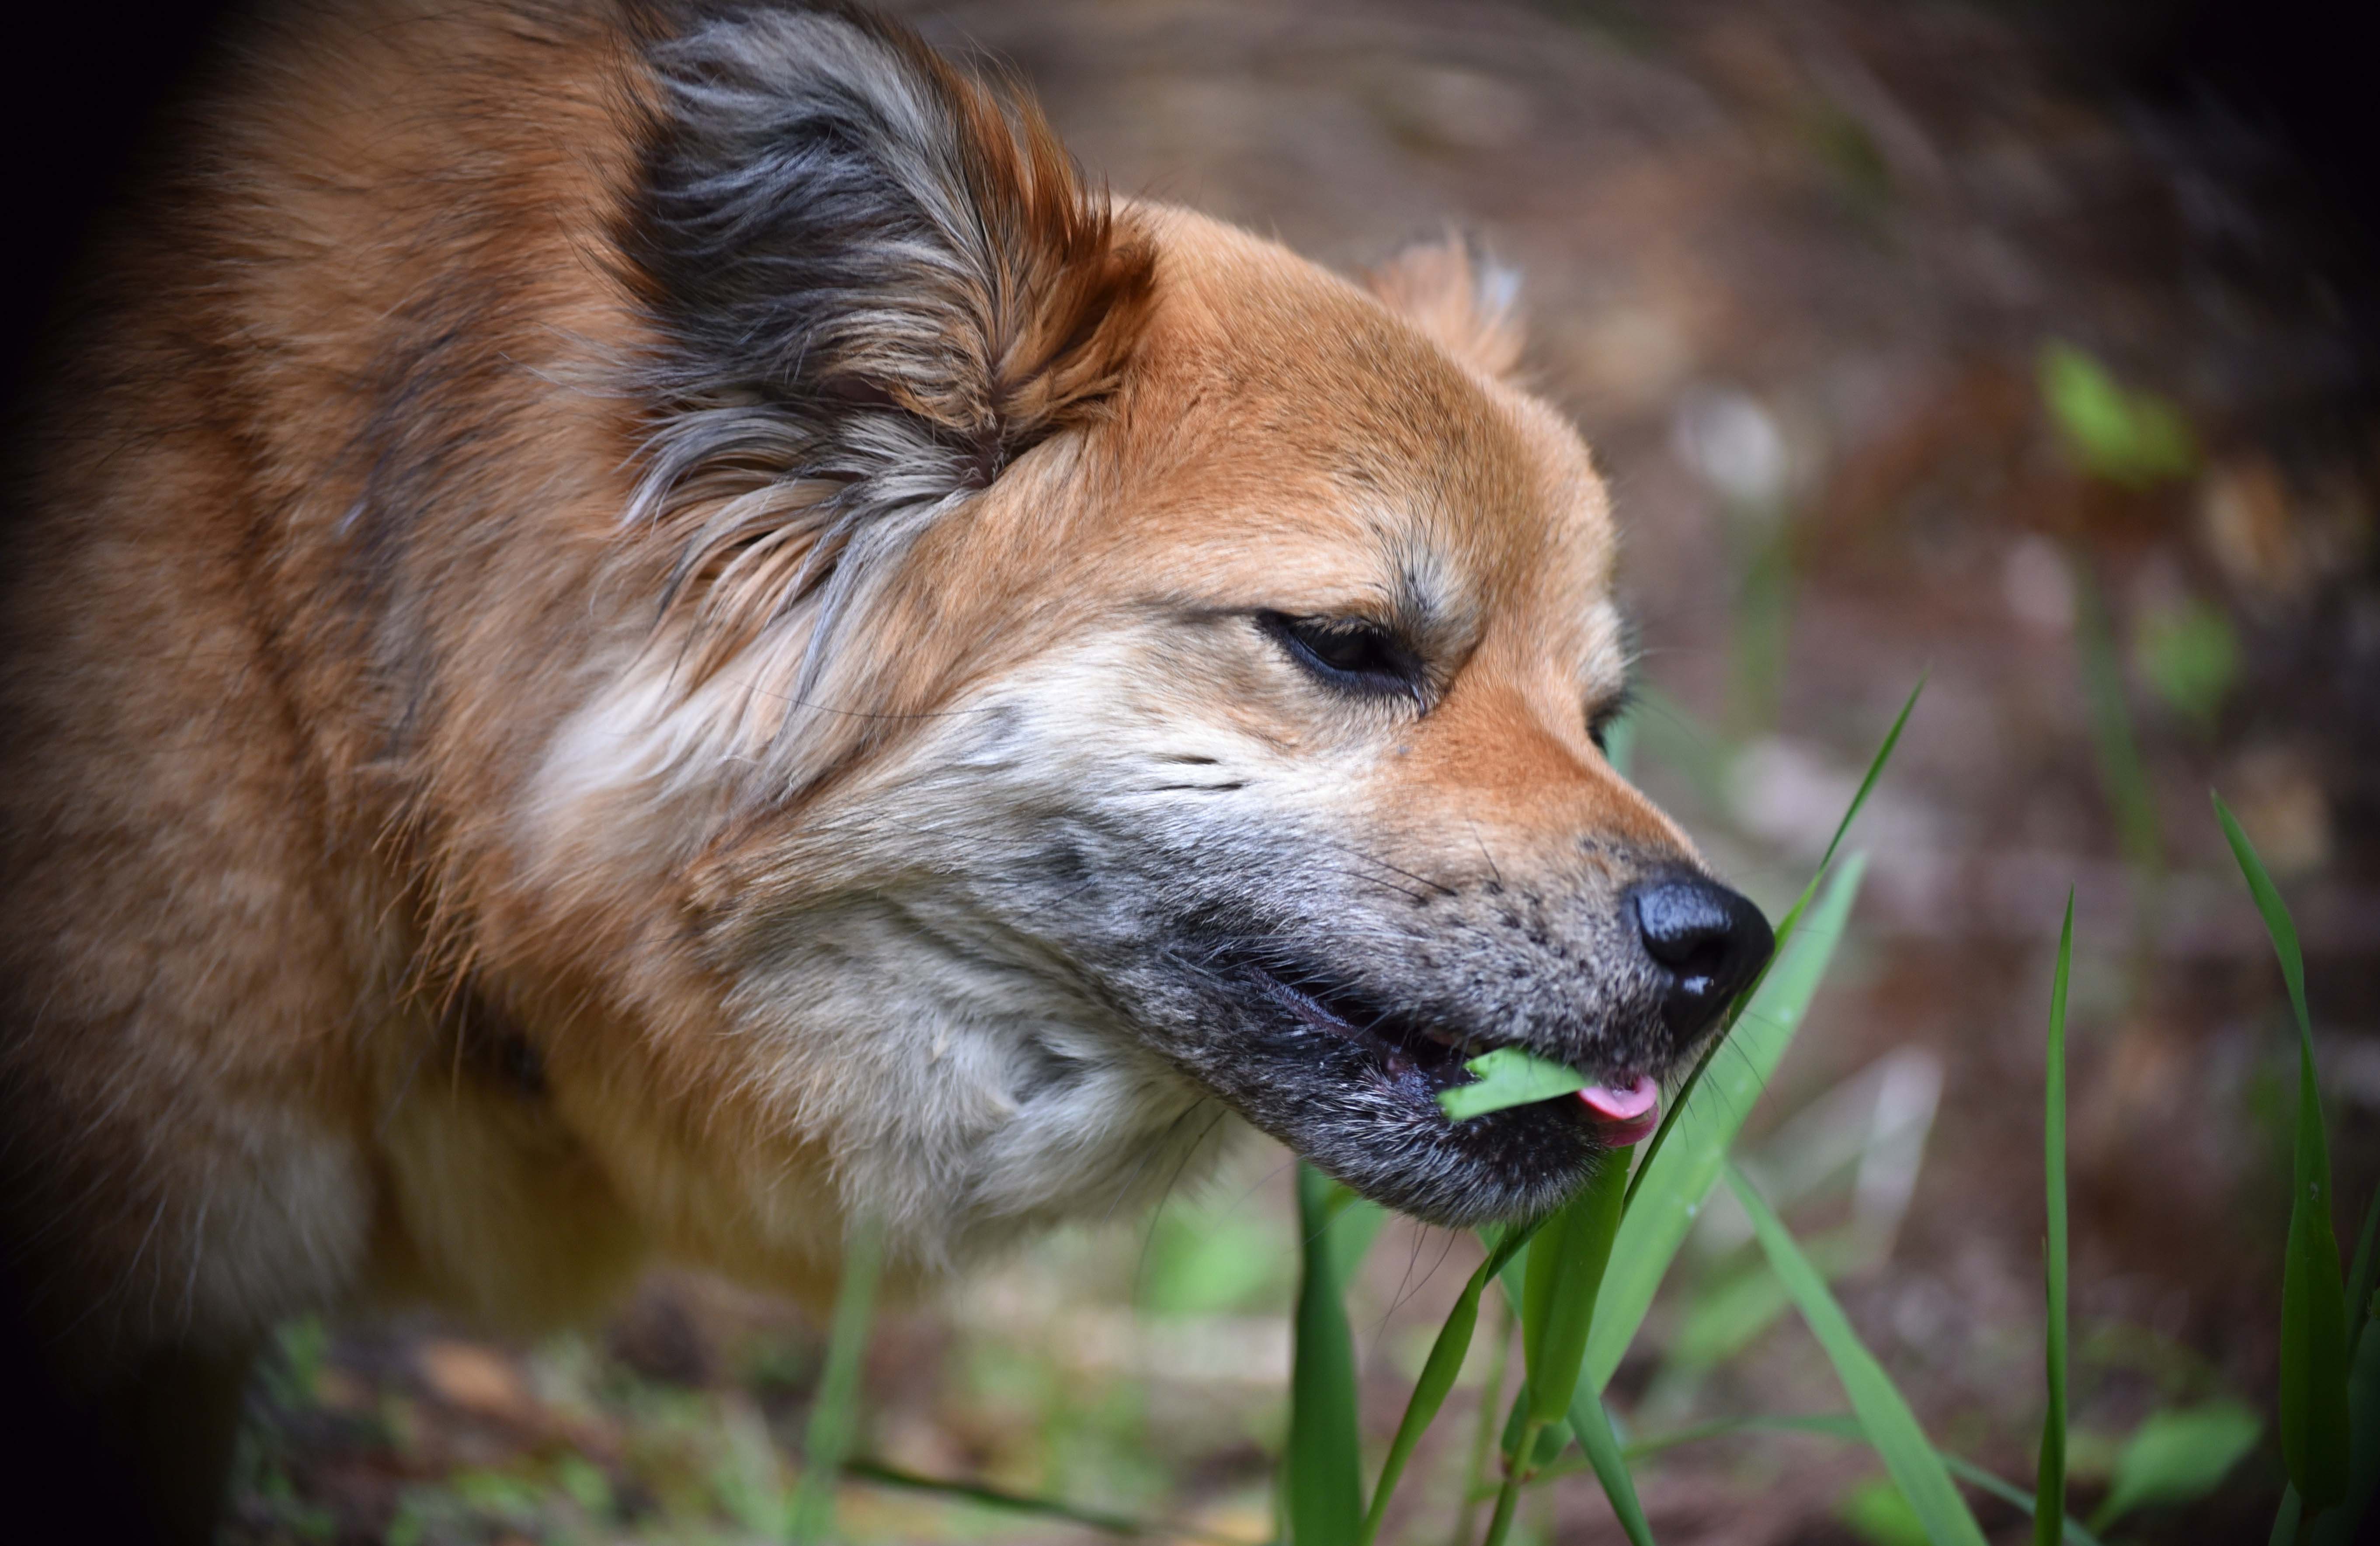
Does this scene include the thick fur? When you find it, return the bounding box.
[0,0,1728,1491]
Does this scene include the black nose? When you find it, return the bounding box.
[1627,873,1775,1038]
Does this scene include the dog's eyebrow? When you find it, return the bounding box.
[1384,550,1469,648]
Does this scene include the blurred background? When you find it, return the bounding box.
[12,1,2379,1542]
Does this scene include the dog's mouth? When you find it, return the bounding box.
[1241,964,1663,1146]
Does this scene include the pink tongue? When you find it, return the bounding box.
[1578,1075,1659,1121]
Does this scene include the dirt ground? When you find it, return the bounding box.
[216,2,2380,1542]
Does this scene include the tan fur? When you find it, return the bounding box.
[0,0,1696,1425]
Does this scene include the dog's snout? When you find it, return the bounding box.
[1627,873,1775,1037]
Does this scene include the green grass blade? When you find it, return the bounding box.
[1451,1286,1513,1546]
[2310,1189,2380,1542]
[1774,672,1923,951]
[2273,1488,2303,1546]
[1584,855,1869,1390]
[2215,791,2313,1040]
[2036,893,2075,1546]
[2344,1188,2380,1366]
[1490,1246,1573,1466]
[1940,1453,2092,1546]
[1570,1388,1657,1546]
[2307,1291,2380,1545]
[788,1211,886,1544]
[2217,792,2350,1509]
[2281,1022,2352,1511]
[1356,1224,1538,1546]
[1626,672,1921,1198]
[1521,1150,1630,1425]
[2076,561,2161,888]
[1726,1164,1988,1546]
[1288,1164,1366,1546]
[1479,1418,1534,1546]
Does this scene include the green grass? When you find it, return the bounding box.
[788,1212,886,1544]
[2036,894,2074,1546]
[1285,1168,1374,1546]
[1356,1224,1536,1546]
[2218,793,2352,1534]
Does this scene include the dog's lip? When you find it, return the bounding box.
[1240,962,1641,1126]
[1247,963,1474,1044]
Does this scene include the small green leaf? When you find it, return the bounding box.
[2039,343,2197,489]
[1286,1164,1366,1546]
[2037,893,2075,1546]
[1728,1164,1989,1546]
[2218,792,2350,1508]
[1439,1046,1587,1122]
[2089,1402,2263,1529]
[2133,599,2239,734]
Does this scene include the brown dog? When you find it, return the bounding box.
[0,0,1768,1533]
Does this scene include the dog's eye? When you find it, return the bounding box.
[1259,612,1425,704]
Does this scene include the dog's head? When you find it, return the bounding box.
[529,5,1768,1251]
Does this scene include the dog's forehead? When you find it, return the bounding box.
[1112,208,1616,619]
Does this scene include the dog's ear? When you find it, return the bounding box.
[625,5,1154,656]
[1364,236,1525,381]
